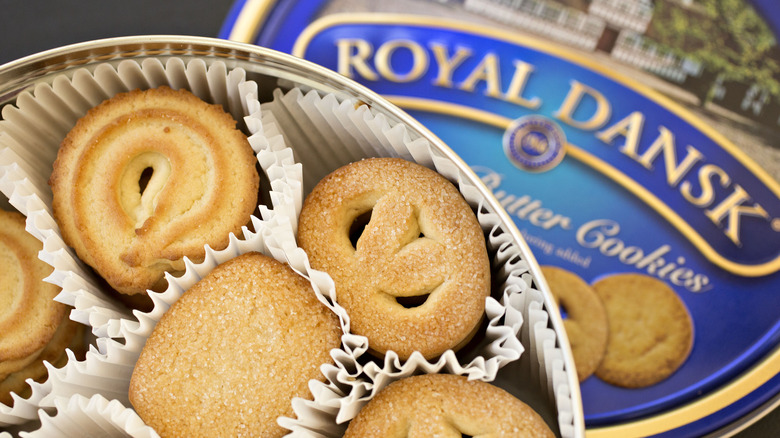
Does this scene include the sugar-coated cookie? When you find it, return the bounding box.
[297,157,491,360]
[344,374,555,437]
[129,252,341,437]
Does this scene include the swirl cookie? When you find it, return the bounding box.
[49,86,259,298]
[129,252,341,437]
[593,273,694,388]
[344,374,554,437]
[0,209,83,405]
[541,266,608,382]
[297,158,491,360]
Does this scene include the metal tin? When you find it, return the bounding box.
[0,36,584,436]
[218,2,780,437]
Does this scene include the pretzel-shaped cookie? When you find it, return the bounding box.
[343,374,555,437]
[50,86,259,297]
[298,158,490,360]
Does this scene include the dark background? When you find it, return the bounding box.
[0,0,777,436]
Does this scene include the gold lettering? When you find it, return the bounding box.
[596,111,644,154]
[459,53,502,98]
[503,60,542,109]
[705,185,769,246]
[555,80,611,130]
[336,39,378,81]
[375,40,429,83]
[680,164,728,207]
[430,43,472,88]
[634,127,705,187]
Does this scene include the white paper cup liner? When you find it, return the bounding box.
[0,58,301,337]
[20,394,157,438]
[264,88,573,437]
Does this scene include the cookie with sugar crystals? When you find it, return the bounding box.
[344,374,555,437]
[297,157,490,360]
[129,252,342,437]
[593,273,694,388]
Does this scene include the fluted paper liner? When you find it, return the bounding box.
[0,58,301,335]
[1,69,573,436]
[0,58,301,427]
[264,88,573,437]
[20,394,157,438]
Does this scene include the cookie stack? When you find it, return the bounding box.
[0,210,84,406]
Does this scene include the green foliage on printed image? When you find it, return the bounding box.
[652,0,780,99]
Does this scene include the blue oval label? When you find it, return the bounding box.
[503,115,566,172]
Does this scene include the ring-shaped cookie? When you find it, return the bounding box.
[541,266,608,382]
[343,374,555,437]
[1,209,82,404]
[49,86,259,297]
[297,158,490,360]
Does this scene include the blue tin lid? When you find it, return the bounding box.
[221,1,780,436]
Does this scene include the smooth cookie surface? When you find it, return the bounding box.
[129,252,341,437]
[542,265,608,382]
[49,86,259,297]
[593,273,694,388]
[297,158,491,360]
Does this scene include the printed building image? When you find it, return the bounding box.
[458,0,780,131]
[318,0,780,178]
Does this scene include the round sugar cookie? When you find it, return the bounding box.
[49,86,259,298]
[344,374,555,437]
[541,265,608,382]
[593,273,694,388]
[297,157,490,360]
[129,252,341,437]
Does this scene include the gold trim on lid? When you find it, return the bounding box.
[227,0,274,44]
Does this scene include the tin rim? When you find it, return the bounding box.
[0,35,584,436]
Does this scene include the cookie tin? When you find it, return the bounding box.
[219,1,780,436]
[0,36,583,436]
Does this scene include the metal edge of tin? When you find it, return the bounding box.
[0,35,585,436]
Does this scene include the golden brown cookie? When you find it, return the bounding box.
[593,273,694,388]
[541,266,608,382]
[49,86,259,298]
[0,209,82,405]
[129,252,342,438]
[297,157,491,360]
[344,374,555,437]
[0,312,84,405]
